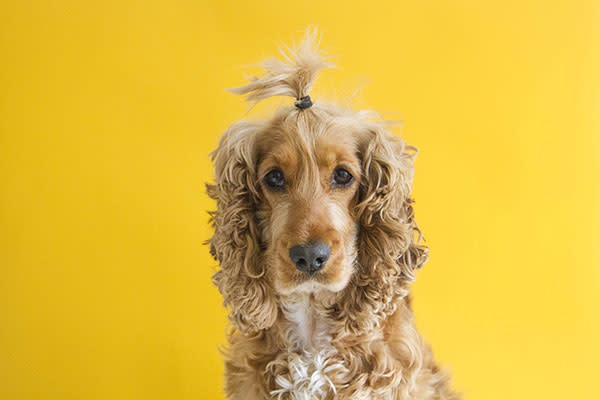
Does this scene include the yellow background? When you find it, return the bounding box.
[1,1,599,399]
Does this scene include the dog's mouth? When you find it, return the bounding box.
[294,268,328,285]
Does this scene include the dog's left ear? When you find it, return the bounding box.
[339,123,428,335]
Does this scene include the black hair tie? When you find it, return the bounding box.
[294,95,313,110]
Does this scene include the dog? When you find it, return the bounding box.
[207,30,459,400]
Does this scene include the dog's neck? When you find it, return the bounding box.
[280,292,337,351]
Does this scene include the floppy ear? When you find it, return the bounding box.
[340,123,428,335]
[207,122,277,333]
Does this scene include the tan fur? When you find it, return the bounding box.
[207,30,459,400]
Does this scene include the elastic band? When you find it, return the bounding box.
[294,95,313,109]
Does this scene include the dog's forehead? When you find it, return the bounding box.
[258,123,360,172]
[314,128,360,168]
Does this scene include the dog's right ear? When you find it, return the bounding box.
[207,122,278,333]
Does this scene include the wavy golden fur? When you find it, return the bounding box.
[207,30,459,399]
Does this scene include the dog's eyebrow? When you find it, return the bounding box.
[258,152,296,174]
[317,146,360,167]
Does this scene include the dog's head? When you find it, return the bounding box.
[208,31,428,335]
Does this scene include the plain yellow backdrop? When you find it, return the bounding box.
[1,1,599,399]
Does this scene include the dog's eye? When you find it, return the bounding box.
[264,169,286,190]
[332,167,354,187]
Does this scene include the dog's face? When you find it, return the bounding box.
[256,123,362,296]
[209,108,427,333]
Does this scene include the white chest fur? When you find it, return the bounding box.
[282,296,331,349]
[272,297,346,399]
[270,349,345,400]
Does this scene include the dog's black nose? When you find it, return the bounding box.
[289,242,331,274]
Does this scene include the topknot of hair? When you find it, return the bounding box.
[228,28,333,106]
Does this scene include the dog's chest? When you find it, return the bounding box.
[270,348,345,400]
[273,299,345,399]
[282,297,331,349]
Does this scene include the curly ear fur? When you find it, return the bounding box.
[340,121,429,335]
[207,122,278,333]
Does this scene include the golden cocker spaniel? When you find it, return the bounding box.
[207,30,459,400]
